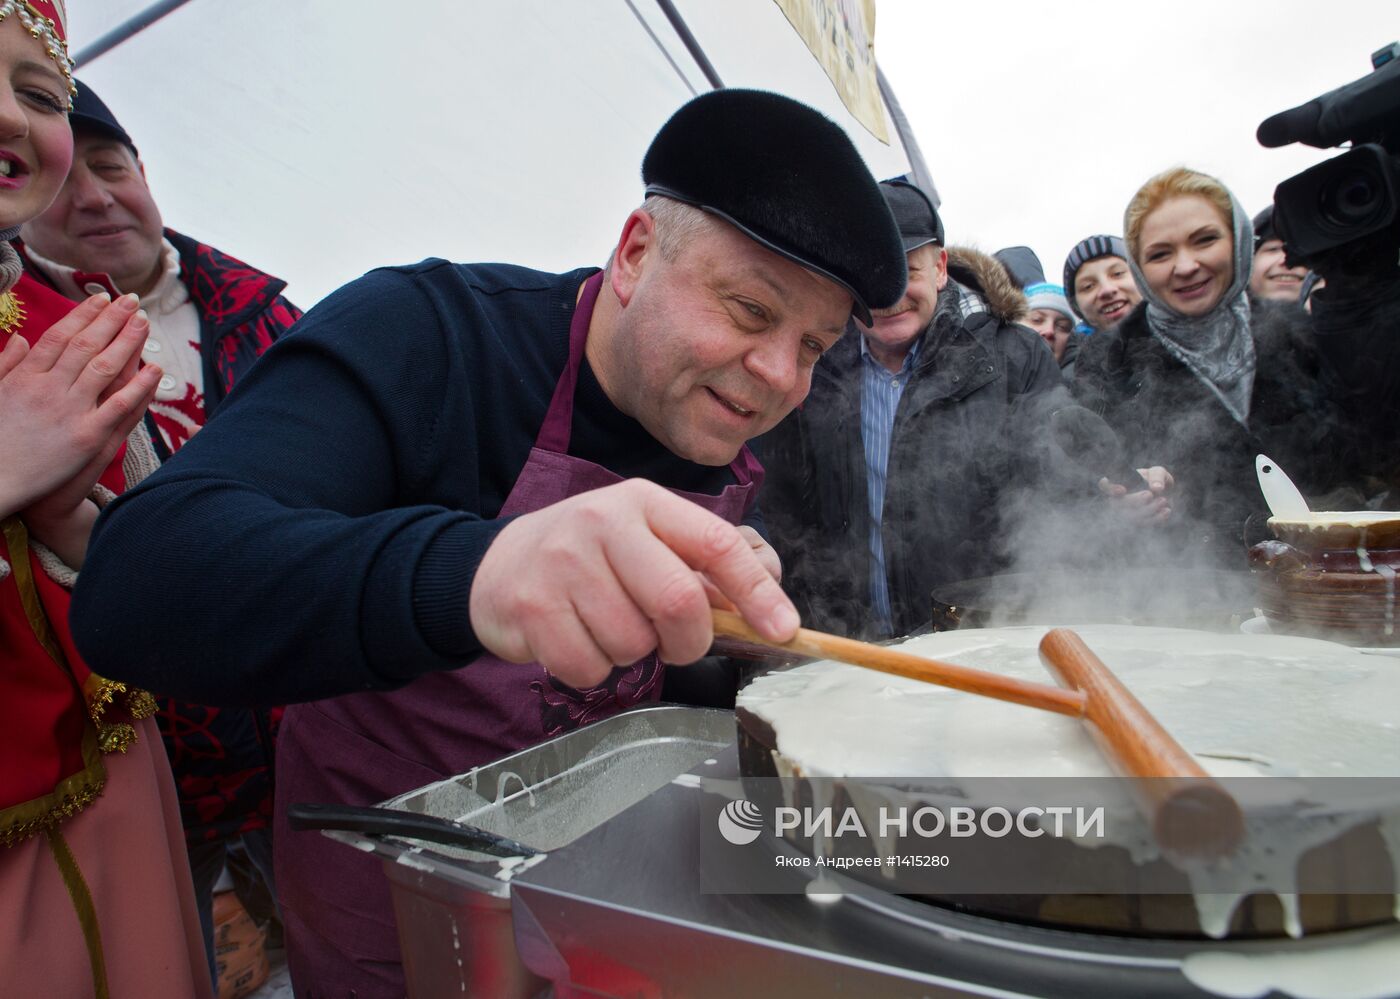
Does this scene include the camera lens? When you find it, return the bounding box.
[1273,144,1399,257]
[1319,167,1383,229]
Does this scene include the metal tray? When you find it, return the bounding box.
[320,704,733,997]
[323,703,733,890]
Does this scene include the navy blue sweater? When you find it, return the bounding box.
[73,261,741,706]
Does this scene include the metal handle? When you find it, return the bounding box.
[287,802,540,858]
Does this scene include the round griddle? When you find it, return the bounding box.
[734,622,1399,941]
[736,707,1397,939]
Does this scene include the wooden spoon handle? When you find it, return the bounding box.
[712,609,1086,717]
[1039,628,1245,857]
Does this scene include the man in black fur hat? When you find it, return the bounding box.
[760,179,1074,640]
[72,89,906,994]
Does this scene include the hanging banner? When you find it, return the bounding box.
[771,0,888,143]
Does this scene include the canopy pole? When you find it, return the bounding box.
[877,65,939,207]
[73,0,195,69]
[652,0,724,90]
[622,0,697,96]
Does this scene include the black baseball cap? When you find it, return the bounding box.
[879,178,944,252]
[1252,205,1277,247]
[69,78,138,158]
[643,89,906,324]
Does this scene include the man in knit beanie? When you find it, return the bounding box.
[1063,234,1141,332]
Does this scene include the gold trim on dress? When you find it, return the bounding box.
[0,290,25,336]
[45,825,111,999]
[0,517,119,845]
[0,725,105,848]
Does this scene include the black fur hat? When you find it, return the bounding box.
[642,89,906,324]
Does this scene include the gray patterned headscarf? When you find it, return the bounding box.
[0,228,23,295]
[1127,188,1256,427]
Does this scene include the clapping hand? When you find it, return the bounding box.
[0,293,161,566]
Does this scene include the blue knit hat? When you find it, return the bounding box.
[1023,282,1075,322]
[1062,234,1129,319]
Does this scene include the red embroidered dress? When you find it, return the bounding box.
[0,272,146,847]
[0,273,212,997]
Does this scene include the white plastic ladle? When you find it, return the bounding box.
[1255,454,1310,520]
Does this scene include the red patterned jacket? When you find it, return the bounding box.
[161,230,301,843]
[23,230,302,844]
[166,229,302,420]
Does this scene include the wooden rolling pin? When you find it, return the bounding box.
[712,609,1086,716]
[712,610,1244,858]
[1038,628,1245,858]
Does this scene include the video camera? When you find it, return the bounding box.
[1257,42,1400,266]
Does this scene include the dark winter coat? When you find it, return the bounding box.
[1070,297,1337,561]
[758,247,1072,639]
[1059,332,1081,381]
[1310,278,1400,502]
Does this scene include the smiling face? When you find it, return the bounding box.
[21,127,165,296]
[594,206,852,466]
[0,18,73,231]
[1024,308,1074,361]
[1073,256,1141,331]
[1136,195,1234,317]
[1249,238,1308,303]
[858,242,946,371]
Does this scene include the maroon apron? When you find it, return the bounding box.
[276,272,762,997]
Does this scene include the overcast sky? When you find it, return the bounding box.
[68,1,1394,305]
[875,0,1394,283]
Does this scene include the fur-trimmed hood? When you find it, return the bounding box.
[946,246,1027,324]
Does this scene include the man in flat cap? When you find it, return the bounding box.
[761,178,1071,640]
[71,89,905,994]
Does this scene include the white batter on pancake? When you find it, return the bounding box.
[737,625,1400,938]
[739,625,1398,782]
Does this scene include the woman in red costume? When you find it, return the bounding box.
[0,2,213,995]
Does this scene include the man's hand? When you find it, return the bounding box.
[701,525,782,610]
[0,294,160,521]
[1098,466,1174,526]
[469,479,799,688]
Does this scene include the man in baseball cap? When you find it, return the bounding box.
[761,177,1072,641]
[1248,205,1312,304]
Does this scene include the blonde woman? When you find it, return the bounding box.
[1072,166,1338,560]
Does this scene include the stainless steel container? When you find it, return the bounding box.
[320,705,733,997]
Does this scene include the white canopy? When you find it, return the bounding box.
[72,1,913,307]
